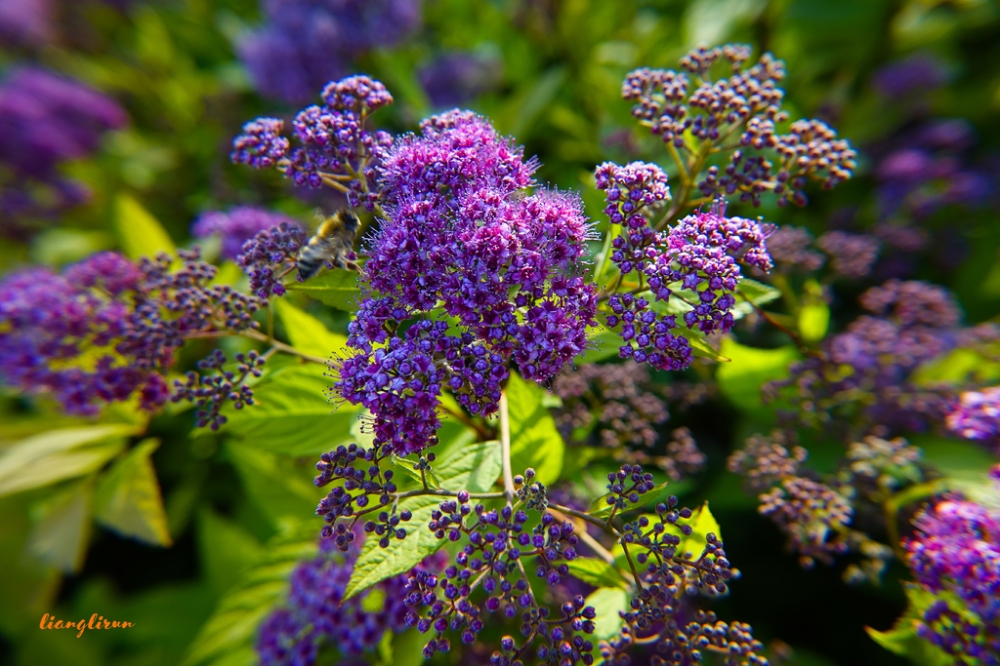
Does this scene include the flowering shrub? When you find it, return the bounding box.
[1,9,999,666]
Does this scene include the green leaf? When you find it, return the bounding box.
[675,501,722,560]
[505,372,565,485]
[585,587,627,641]
[580,325,623,364]
[911,348,1000,387]
[114,193,176,260]
[716,338,799,412]
[197,510,264,595]
[798,302,831,343]
[732,278,782,320]
[93,439,172,547]
[912,434,998,503]
[390,629,431,666]
[0,425,134,497]
[220,363,360,457]
[225,443,318,528]
[343,495,442,601]
[433,439,502,493]
[566,557,627,589]
[27,479,95,573]
[287,269,360,311]
[865,584,953,666]
[589,481,670,519]
[344,441,502,601]
[273,299,348,359]
[182,521,319,666]
[687,332,730,363]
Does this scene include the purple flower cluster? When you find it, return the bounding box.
[946,387,1000,452]
[171,349,265,431]
[404,497,595,665]
[872,118,993,220]
[192,207,302,260]
[601,497,767,666]
[236,221,308,298]
[622,44,855,207]
[768,279,984,434]
[815,231,880,279]
[0,67,126,236]
[257,533,444,666]
[728,431,904,574]
[232,75,394,210]
[764,226,825,273]
[906,496,1000,662]
[552,362,705,480]
[872,53,948,99]
[596,162,772,370]
[238,0,420,104]
[0,249,261,415]
[332,109,598,454]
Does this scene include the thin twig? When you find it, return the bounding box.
[548,508,617,564]
[499,390,514,505]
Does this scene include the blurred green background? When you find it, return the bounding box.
[1,0,999,665]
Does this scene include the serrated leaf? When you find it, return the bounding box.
[273,299,348,359]
[716,338,799,412]
[93,439,172,547]
[343,495,442,601]
[798,302,831,343]
[434,440,502,493]
[114,193,176,260]
[566,557,626,589]
[585,587,627,641]
[0,425,134,497]
[287,269,360,311]
[182,521,318,666]
[225,443,318,528]
[220,363,360,457]
[27,479,94,573]
[505,372,565,485]
[344,441,502,600]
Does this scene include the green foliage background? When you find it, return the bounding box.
[1,0,999,665]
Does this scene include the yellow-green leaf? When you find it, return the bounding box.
[27,480,95,573]
[566,557,627,589]
[0,425,134,497]
[93,439,172,547]
[114,193,176,260]
[505,372,564,485]
[220,363,360,457]
[287,269,360,311]
[716,338,799,412]
[585,587,628,641]
[273,299,348,359]
[798,302,831,343]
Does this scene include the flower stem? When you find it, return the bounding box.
[499,390,514,505]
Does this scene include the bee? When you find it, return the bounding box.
[297,209,360,280]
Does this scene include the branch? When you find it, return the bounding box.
[499,390,515,505]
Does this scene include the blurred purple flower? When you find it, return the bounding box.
[872,53,947,99]
[0,0,52,47]
[0,67,126,234]
[239,0,421,103]
[418,51,502,108]
[192,206,302,260]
